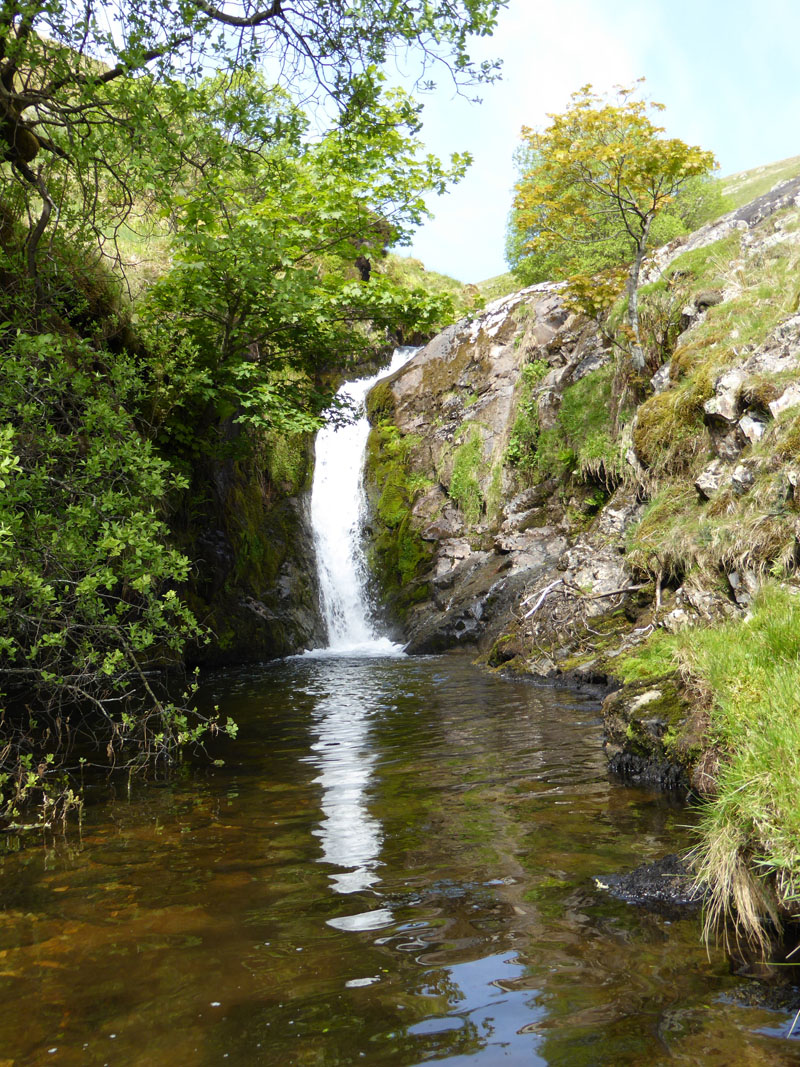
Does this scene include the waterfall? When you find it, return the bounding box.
[308,347,417,655]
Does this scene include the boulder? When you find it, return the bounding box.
[769,383,800,419]
[739,413,767,444]
[650,362,672,394]
[695,459,729,499]
[694,288,724,311]
[704,368,746,426]
[727,569,759,607]
[730,461,757,495]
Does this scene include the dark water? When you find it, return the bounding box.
[0,654,798,1066]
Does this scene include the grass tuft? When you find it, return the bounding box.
[620,583,800,952]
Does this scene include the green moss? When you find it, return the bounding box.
[560,368,628,483]
[505,358,549,473]
[615,629,681,682]
[617,582,800,951]
[266,431,311,493]
[606,677,690,761]
[363,421,432,618]
[633,375,712,475]
[227,469,289,588]
[449,430,484,525]
[511,363,628,488]
[554,606,639,675]
[366,378,396,423]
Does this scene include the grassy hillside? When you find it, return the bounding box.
[722,153,800,209]
[457,156,800,953]
[589,184,800,953]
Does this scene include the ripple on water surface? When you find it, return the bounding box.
[0,654,798,1065]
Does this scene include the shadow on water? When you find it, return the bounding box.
[0,654,798,1065]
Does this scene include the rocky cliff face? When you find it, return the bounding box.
[364,279,644,662]
[180,434,325,667]
[364,173,800,788]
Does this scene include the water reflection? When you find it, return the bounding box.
[302,659,386,898]
[0,656,798,1065]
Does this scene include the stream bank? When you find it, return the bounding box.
[361,175,800,954]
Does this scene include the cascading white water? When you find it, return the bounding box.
[309,347,417,655]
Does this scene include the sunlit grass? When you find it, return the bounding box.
[618,583,800,951]
[721,154,800,210]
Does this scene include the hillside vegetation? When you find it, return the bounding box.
[514,174,800,953]
[722,153,800,208]
[364,148,800,956]
[0,0,505,828]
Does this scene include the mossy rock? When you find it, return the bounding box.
[363,421,434,620]
[602,675,706,791]
[449,431,484,526]
[366,378,396,423]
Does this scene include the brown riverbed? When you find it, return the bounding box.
[0,654,797,1065]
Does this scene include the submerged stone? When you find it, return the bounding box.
[596,853,705,915]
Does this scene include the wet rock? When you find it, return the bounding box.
[196,527,236,573]
[596,854,704,914]
[405,529,567,655]
[421,508,464,541]
[602,666,721,796]
[494,502,552,552]
[603,678,694,792]
[432,539,482,584]
[504,481,557,517]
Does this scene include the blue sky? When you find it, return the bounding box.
[401,0,800,283]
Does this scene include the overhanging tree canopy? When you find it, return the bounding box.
[0,0,507,293]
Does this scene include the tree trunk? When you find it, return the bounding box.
[16,159,54,316]
[627,215,653,372]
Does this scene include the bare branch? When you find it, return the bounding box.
[192,0,283,28]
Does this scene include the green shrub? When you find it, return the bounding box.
[0,329,227,827]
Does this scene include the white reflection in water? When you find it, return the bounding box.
[305,695,384,895]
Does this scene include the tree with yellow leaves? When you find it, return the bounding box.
[511,83,717,369]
